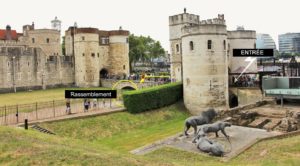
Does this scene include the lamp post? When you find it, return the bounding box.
[12,56,16,93]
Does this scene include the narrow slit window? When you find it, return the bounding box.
[189,41,194,51]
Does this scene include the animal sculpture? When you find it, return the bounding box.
[183,108,217,136]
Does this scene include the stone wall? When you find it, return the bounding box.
[230,88,263,106]
[0,46,74,93]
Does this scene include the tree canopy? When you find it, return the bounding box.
[129,34,165,71]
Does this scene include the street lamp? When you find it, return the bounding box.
[12,56,16,93]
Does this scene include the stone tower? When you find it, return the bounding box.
[169,9,200,82]
[64,27,130,87]
[108,30,130,77]
[51,16,61,32]
[181,15,229,114]
[169,11,257,114]
[227,29,257,73]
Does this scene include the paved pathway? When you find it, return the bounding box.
[15,107,125,127]
[1,100,124,126]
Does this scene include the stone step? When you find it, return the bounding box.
[263,118,282,131]
[248,117,271,128]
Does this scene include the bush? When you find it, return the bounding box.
[123,82,183,113]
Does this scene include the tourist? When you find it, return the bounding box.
[66,98,71,114]
[102,99,106,107]
[93,98,97,108]
[84,99,89,112]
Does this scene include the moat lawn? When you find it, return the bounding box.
[1,102,300,165]
[0,87,107,106]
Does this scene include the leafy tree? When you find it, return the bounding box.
[129,34,165,72]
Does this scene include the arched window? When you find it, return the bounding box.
[208,40,212,50]
[223,40,226,50]
[189,41,194,51]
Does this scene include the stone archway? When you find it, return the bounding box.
[121,86,136,90]
[229,93,238,108]
[100,68,108,78]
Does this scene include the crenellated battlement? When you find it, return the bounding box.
[169,13,200,26]
[197,14,225,25]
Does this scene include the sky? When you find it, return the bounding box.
[1,0,299,51]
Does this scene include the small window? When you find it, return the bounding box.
[254,43,256,49]
[7,62,9,67]
[101,37,109,44]
[91,53,95,57]
[32,38,35,43]
[82,53,85,56]
[28,62,30,66]
[123,65,125,70]
[97,53,100,57]
[126,38,129,43]
[82,36,85,41]
[223,40,226,50]
[46,38,50,43]
[189,41,194,51]
[176,44,179,53]
[208,40,212,50]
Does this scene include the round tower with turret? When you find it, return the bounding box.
[169,12,229,114]
[73,28,101,87]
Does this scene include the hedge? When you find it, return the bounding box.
[123,82,183,113]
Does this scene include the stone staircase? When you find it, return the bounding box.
[31,125,55,135]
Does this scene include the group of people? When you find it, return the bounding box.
[232,74,259,87]
[65,98,108,114]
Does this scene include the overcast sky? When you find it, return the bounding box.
[1,0,299,51]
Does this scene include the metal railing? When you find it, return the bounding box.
[0,98,118,126]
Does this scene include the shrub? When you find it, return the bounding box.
[123,82,183,113]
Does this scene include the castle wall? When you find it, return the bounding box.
[0,45,74,93]
[181,24,228,114]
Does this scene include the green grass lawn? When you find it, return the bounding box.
[40,102,189,152]
[0,87,108,106]
[1,102,300,165]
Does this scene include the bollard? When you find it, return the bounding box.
[24,119,28,130]
[4,105,7,125]
[16,104,19,124]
